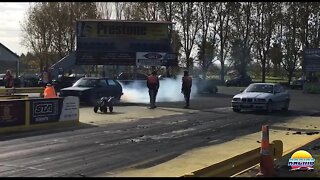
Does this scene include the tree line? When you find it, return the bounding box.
[20,2,320,83]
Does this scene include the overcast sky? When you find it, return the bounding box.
[0,2,31,56]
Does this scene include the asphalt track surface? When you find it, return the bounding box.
[0,87,319,177]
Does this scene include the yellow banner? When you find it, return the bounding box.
[77,21,169,40]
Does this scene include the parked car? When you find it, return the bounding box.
[231,83,290,113]
[290,77,306,89]
[59,77,123,105]
[226,75,252,87]
[18,74,40,87]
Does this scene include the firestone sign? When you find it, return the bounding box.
[75,20,177,66]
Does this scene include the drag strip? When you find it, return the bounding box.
[0,106,299,177]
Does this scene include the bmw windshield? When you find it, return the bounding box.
[244,84,274,93]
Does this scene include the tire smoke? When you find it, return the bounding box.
[120,76,198,103]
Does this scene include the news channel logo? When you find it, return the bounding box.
[288,150,315,171]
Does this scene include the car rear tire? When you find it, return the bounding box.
[209,87,218,94]
[266,100,273,113]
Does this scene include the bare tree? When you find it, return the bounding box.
[253,2,278,82]
[281,2,302,83]
[196,2,217,79]
[123,2,161,21]
[21,2,100,72]
[176,2,200,71]
[21,3,54,72]
[230,2,256,77]
[309,2,320,48]
[96,2,112,19]
[216,2,234,83]
[158,2,177,22]
[114,2,131,20]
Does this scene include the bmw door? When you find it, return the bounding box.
[273,85,287,109]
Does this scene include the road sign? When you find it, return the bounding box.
[304,48,320,72]
[136,52,177,66]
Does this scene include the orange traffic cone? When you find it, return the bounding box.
[44,84,57,98]
[256,125,275,177]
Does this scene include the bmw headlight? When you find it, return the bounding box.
[233,98,240,101]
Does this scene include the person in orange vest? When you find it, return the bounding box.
[44,83,57,98]
[181,70,192,108]
[147,70,160,109]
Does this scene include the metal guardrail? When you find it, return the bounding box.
[0,87,44,95]
[183,140,283,177]
[0,95,29,99]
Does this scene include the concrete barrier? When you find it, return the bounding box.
[0,96,79,134]
[183,140,283,177]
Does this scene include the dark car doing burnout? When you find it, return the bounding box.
[59,77,123,105]
[225,75,252,87]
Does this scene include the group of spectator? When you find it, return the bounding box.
[2,67,52,88]
[2,69,14,88]
[3,66,192,107]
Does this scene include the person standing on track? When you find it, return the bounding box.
[147,70,160,109]
[181,70,192,108]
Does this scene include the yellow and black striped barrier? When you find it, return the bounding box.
[183,140,283,177]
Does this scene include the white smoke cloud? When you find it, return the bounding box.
[120,76,198,103]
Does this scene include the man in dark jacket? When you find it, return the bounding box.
[3,69,14,88]
[181,70,192,108]
[147,70,160,109]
